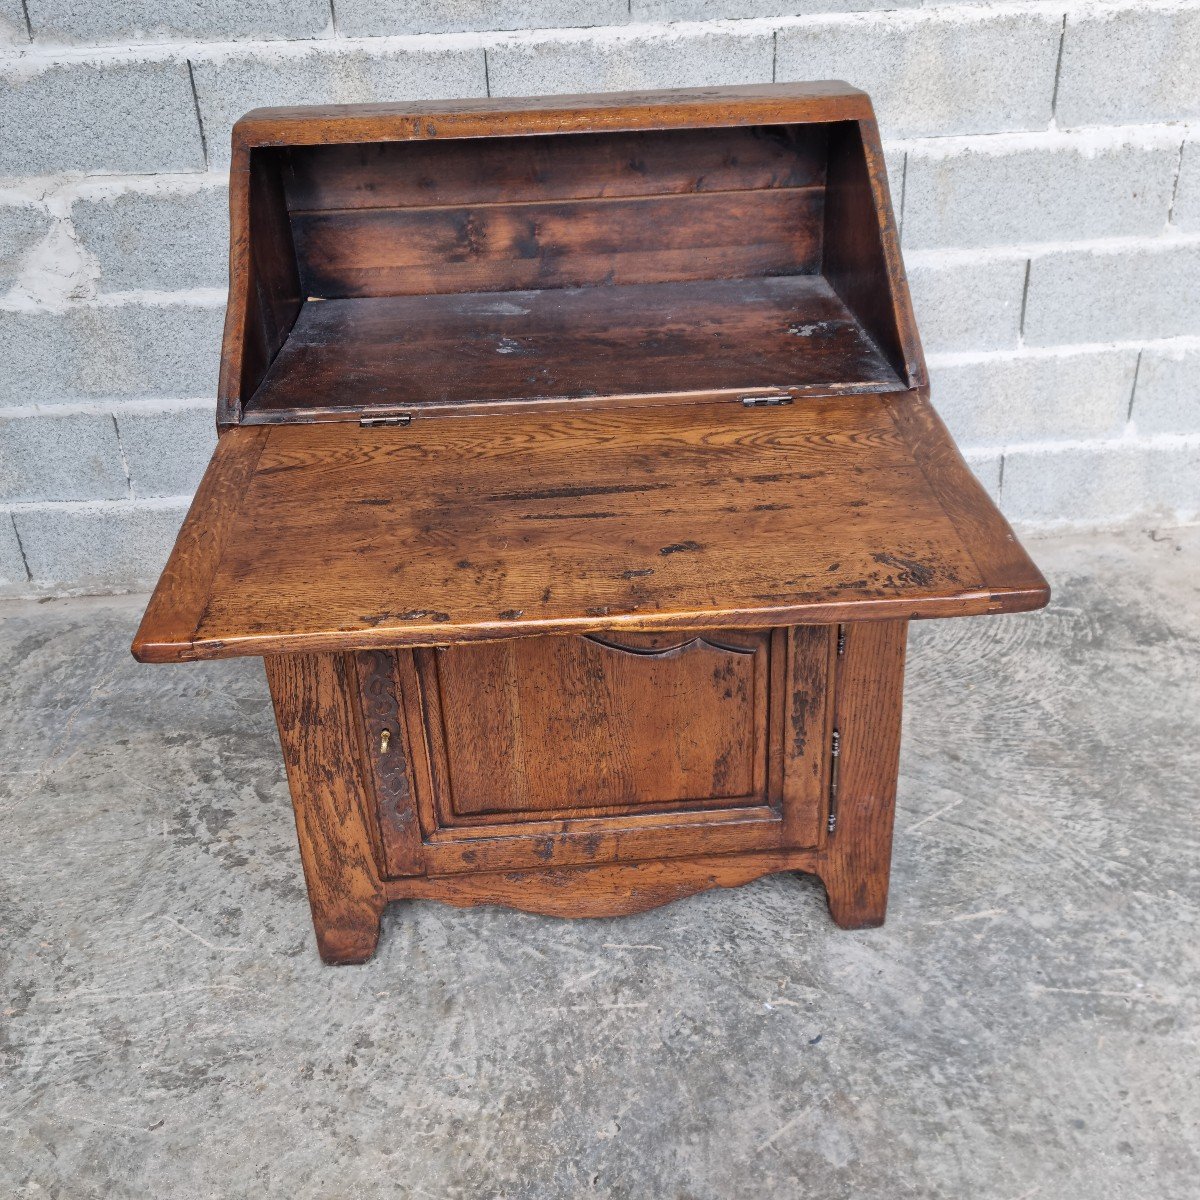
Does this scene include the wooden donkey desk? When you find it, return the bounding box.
[133,83,1049,964]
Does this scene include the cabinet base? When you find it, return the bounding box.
[313,852,887,965]
[266,621,905,966]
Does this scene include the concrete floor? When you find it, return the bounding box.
[1,527,1197,1199]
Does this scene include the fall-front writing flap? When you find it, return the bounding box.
[132,395,1048,663]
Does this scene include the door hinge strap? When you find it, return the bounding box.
[740,394,793,408]
[360,414,412,428]
[836,623,846,657]
[827,728,841,835]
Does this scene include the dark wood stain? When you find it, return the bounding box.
[133,83,1048,963]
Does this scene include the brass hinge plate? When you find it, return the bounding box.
[360,414,412,428]
[827,727,841,835]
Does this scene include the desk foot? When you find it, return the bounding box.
[312,903,385,966]
[266,652,389,967]
[818,869,888,930]
[812,619,907,933]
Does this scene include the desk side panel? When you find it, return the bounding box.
[131,426,270,663]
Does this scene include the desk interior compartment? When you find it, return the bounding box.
[227,116,921,424]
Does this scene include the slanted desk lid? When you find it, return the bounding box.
[132,395,1048,663]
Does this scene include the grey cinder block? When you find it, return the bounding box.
[486,25,772,97]
[337,0,627,38]
[0,0,27,43]
[929,349,1137,446]
[24,0,329,43]
[962,449,1002,503]
[633,0,919,19]
[1133,347,1200,436]
[903,137,1180,250]
[776,10,1060,139]
[72,185,229,293]
[117,406,217,497]
[13,500,189,593]
[0,303,224,404]
[1056,5,1200,128]
[0,59,205,178]
[1023,243,1200,346]
[1174,139,1200,232]
[0,203,52,289]
[906,255,1027,354]
[191,45,487,167]
[0,513,29,594]
[1002,441,1200,525]
[0,412,128,503]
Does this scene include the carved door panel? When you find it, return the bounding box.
[358,626,835,878]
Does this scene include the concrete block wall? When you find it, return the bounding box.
[1,1,1198,596]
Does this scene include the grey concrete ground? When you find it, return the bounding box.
[1,527,1197,1199]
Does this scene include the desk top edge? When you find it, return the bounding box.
[130,394,1050,664]
[232,83,875,150]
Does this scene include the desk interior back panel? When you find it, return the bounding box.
[280,125,829,298]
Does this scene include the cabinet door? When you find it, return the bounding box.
[362,626,835,877]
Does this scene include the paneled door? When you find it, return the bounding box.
[355,626,836,878]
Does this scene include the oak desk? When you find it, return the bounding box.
[133,83,1049,964]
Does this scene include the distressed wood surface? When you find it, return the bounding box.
[282,124,828,212]
[352,650,423,878]
[291,190,825,299]
[428,630,772,820]
[245,277,902,419]
[385,850,822,919]
[216,83,897,426]
[136,84,1049,963]
[264,652,386,965]
[231,82,873,152]
[133,396,1047,663]
[814,619,907,928]
[385,627,826,879]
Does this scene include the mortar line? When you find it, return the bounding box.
[1049,13,1067,119]
[111,413,133,497]
[483,47,491,98]
[1167,135,1187,226]
[1126,350,1143,424]
[328,0,338,36]
[771,30,777,84]
[997,453,1006,503]
[18,0,31,40]
[9,513,33,583]
[186,60,209,172]
[1016,259,1032,345]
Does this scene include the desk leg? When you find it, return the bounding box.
[817,620,907,929]
[265,652,387,964]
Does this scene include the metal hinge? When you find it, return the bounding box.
[741,394,794,408]
[827,728,841,835]
[836,623,846,657]
[360,414,412,428]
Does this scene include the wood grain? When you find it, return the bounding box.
[815,619,907,928]
[232,82,873,153]
[352,650,423,877]
[134,84,1051,959]
[291,189,824,298]
[246,276,902,418]
[385,849,822,919]
[782,624,836,848]
[265,652,386,964]
[427,630,770,819]
[131,426,269,662]
[282,125,827,212]
[823,119,925,388]
[132,398,1048,663]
